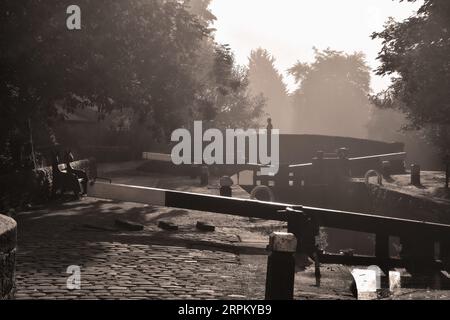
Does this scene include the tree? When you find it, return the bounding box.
[190,44,265,129]
[184,0,217,28]
[289,48,372,138]
[371,0,450,157]
[248,48,290,131]
[1,1,210,163]
[211,49,266,129]
[0,0,267,173]
[367,107,442,170]
[185,3,265,129]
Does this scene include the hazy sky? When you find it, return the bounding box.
[210,0,422,93]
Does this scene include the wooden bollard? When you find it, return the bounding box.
[265,232,297,300]
[219,176,233,197]
[200,166,209,186]
[190,165,199,179]
[411,164,421,186]
[382,161,391,179]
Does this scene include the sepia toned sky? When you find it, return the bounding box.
[210,0,422,93]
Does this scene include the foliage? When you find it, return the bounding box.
[184,0,217,28]
[289,48,372,138]
[0,0,263,171]
[371,0,450,155]
[185,1,265,129]
[248,48,290,131]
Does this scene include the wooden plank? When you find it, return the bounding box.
[319,253,444,269]
[289,152,406,169]
[88,182,166,206]
[303,204,450,240]
[88,182,291,221]
[142,152,172,162]
[349,152,406,162]
[88,182,450,242]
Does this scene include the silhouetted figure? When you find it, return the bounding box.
[51,152,81,199]
[267,118,273,156]
[65,150,88,195]
[266,118,273,134]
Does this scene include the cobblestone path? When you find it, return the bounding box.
[14,195,269,300]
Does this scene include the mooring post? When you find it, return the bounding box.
[375,233,390,285]
[265,232,297,300]
[381,161,391,180]
[200,165,209,186]
[190,165,198,179]
[219,176,233,197]
[411,164,421,186]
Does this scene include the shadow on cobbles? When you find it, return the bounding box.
[14,197,243,275]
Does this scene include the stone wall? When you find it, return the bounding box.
[368,184,450,225]
[0,215,17,300]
